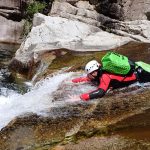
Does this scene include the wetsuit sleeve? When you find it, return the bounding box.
[72,76,90,83]
[89,88,105,99]
[80,74,111,101]
[80,88,106,101]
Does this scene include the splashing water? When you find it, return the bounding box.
[0,72,74,130]
[0,69,149,130]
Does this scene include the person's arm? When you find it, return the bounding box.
[72,76,90,83]
[80,74,111,101]
[80,88,106,101]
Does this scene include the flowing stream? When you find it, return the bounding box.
[0,72,75,129]
[0,42,150,149]
[0,43,72,129]
[0,43,94,130]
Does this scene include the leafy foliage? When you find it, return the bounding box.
[26,0,47,20]
[22,0,53,38]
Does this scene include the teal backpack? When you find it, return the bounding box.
[101,52,134,75]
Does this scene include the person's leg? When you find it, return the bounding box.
[137,67,150,83]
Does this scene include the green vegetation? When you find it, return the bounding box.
[22,19,32,37]
[22,0,47,37]
[26,0,47,20]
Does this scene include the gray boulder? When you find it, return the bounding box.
[90,0,150,21]
[0,0,27,43]
[12,13,132,66]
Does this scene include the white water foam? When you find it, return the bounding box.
[0,72,73,130]
[0,70,149,130]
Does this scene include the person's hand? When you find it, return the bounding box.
[72,77,83,83]
[66,95,81,102]
[80,93,89,101]
[72,77,89,83]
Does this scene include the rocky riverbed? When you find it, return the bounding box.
[0,42,150,150]
[1,0,150,149]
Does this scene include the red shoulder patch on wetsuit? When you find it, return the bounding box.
[98,74,111,91]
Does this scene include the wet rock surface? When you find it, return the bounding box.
[0,83,150,150]
[54,135,150,150]
[1,1,150,149]
[0,42,150,149]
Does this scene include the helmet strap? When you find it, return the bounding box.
[92,67,102,81]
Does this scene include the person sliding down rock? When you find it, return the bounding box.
[69,52,150,102]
